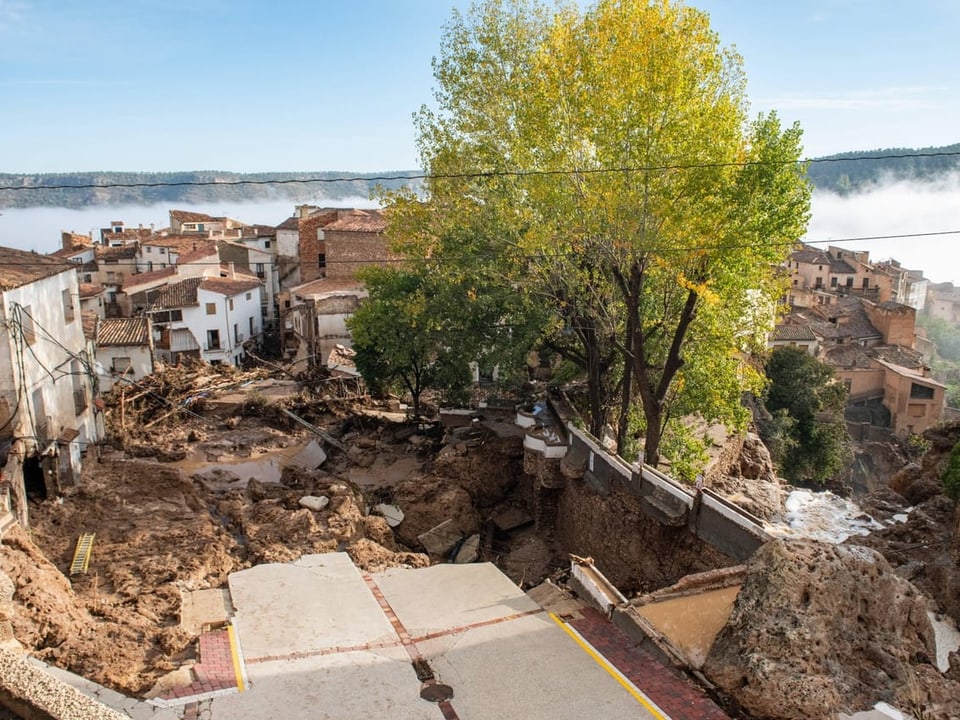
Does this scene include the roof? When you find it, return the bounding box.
[147,277,203,309]
[78,283,103,298]
[96,245,139,262]
[145,234,217,253]
[771,324,817,342]
[0,246,72,291]
[122,266,177,292]
[219,262,259,279]
[81,311,98,341]
[49,246,90,259]
[790,245,857,275]
[242,224,277,238]
[289,277,366,300]
[98,317,150,346]
[200,276,262,297]
[176,242,219,265]
[872,358,947,388]
[275,216,300,231]
[169,210,217,224]
[322,209,387,233]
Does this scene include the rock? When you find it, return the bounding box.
[298,496,329,512]
[288,440,327,470]
[0,571,14,604]
[453,534,480,563]
[418,519,462,557]
[373,503,404,527]
[703,539,960,720]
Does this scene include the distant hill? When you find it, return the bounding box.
[0,170,421,210]
[2,143,959,209]
[805,143,960,195]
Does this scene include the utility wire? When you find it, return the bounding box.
[1,150,959,192]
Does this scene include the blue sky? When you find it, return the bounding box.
[2,0,959,173]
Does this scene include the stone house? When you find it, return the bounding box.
[278,278,367,368]
[95,317,155,393]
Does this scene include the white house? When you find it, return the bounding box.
[146,276,264,366]
[0,246,101,523]
[218,239,280,326]
[95,317,155,392]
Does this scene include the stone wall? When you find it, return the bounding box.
[324,230,401,281]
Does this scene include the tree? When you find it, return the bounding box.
[389,0,810,470]
[761,347,851,485]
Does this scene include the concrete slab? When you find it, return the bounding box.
[422,613,659,719]
[180,588,232,634]
[209,647,435,720]
[228,553,395,661]
[288,440,326,470]
[373,563,541,638]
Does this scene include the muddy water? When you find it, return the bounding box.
[174,442,311,489]
[635,585,741,668]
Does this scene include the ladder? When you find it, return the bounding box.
[70,533,95,576]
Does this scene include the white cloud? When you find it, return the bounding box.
[760,86,943,112]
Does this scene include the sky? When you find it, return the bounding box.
[2,0,960,280]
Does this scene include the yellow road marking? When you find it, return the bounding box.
[548,612,667,719]
[227,624,246,692]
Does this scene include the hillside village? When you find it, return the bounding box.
[0,205,958,719]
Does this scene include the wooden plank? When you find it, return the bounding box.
[279,408,348,454]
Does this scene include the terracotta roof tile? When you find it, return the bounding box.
[0,246,71,291]
[96,245,139,261]
[176,242,219,265]
[771,324,817,342]
[147,277,203,309]
[122,266,177,292]
[200,276,262,297]
[275,216,299,231]
[170,210,217,223]
[81,311,98,341]
[98,317,150,346]
[78,283,103,298]
[321,209,386,233]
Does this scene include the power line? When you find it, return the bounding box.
[1,150,959,192]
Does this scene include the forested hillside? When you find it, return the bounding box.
[0,170,419,209]
[805,143,960,194]
[2,140,959,209]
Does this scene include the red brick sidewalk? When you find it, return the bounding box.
[160,629,238,701]
[568,608,729,720]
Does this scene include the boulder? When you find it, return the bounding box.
[704,539,960,720]
[298,495,329,512]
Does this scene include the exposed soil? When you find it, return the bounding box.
[1,367,564,697]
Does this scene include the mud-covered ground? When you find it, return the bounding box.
[2,377,562,696]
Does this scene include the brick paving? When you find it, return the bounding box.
[569,608,729,720]
[160,629,239,701]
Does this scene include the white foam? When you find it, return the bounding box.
[765,489,884,544]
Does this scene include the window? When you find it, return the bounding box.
[910,383,935,400]
[255,263,265,279]
[159,248,166,254]
[814,277,823,289]
[172,309,183,321]
[206,329,221,350]
[246,292,252,300]
[229,298,235,311]
[264,240,271,249]
[318,253,326,269]
[792,279,798,286]
[147,261,154,272]
[112,356,131,373]
[83,274,92,283]
[205,302,217,315]
[62,289,75,322]
[197,223,205,232]
[862,278,869,289]
[20,305,35,345]
[845,277,853,288]
[146,246,152,253]
[106,271,116,282]
[249,316,254,336]
[830,277,838,287]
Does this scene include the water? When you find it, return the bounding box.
[764,489,888,544]
[174,442,310,489]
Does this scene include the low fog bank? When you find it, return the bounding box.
[808,172,960,285]
[1,178,958,285]
[0,196,380,255]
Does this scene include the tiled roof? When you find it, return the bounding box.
[98,317,150,346]
[176,242,219,265]
[96,245,139,261]
[170,210,217,223]
[78,283,103,298]
[771,324,817,342]
[0,246,71,291]
[275,216,299,231]
[49,246,89,259]
[790,245,856,274]
[122,266,177,292]
[200,276,262,297]
[100,227,153,242]
[873,358,947,388]
[242,224,277,237]
[290,277,366,299]
[147,277,203,309]
[322,209,386,233]
[81,311,98,341]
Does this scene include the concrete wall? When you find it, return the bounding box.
[545,424,769,592]
[96,345,153,393]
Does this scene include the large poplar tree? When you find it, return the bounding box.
[386,0,811,469]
